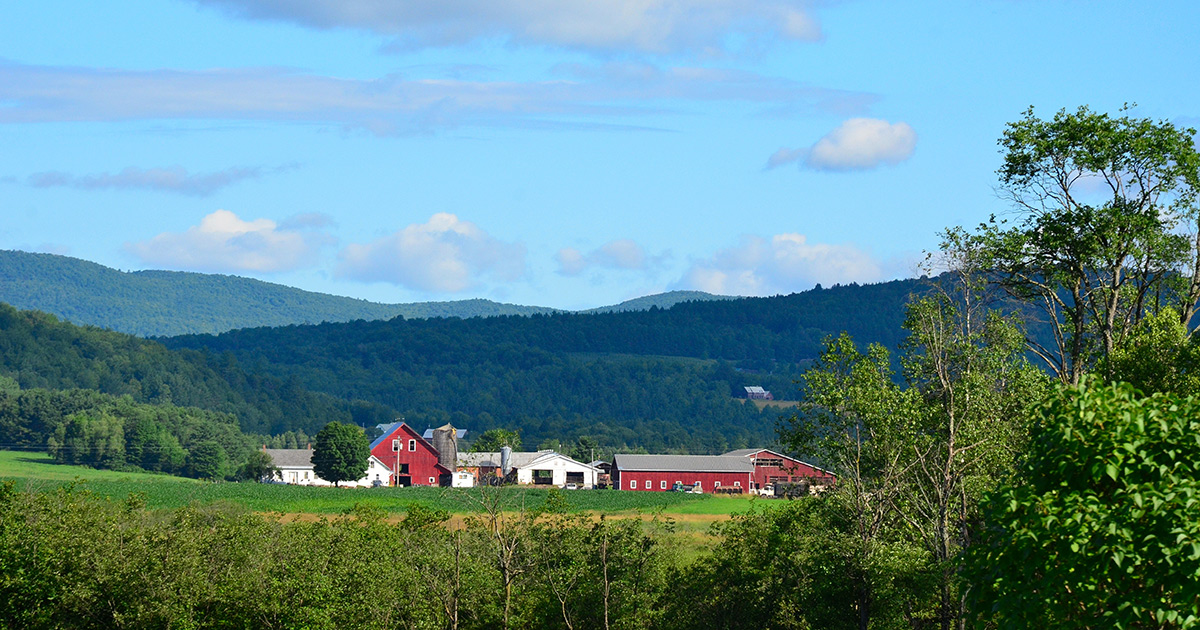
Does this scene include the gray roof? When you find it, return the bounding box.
[723,448,759,457]
[744,386,767,394]
[612,454,754,473]
[458,450,551,468]
[423,428,468,440]
[264,449,314,468]
[458,450,596,471]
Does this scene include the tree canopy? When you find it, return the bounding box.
[312,422,370,486]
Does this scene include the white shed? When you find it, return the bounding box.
[513,451,600,489]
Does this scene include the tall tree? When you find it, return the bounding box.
[312,421,369,487]
[971,106,1200,384]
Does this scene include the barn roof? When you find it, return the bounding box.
[743,386,767,394]
[612,454,753,473]
[722,448,837,477]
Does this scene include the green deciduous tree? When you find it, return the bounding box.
[236,449,277,482]
[472,428,522,452]
[967,106,1200,385]
[312,421,369,487]
[966,380,1200,629]
[186,440,228,480]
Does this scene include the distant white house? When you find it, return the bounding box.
[458,450,600,488]
[264,448,391,487]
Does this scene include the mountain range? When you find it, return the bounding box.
[0,250,733,337]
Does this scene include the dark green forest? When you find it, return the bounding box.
[0,303,395,438]
[162,278,926,452]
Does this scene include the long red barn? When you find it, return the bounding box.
[612,454,754,492]
[369,421,449,487]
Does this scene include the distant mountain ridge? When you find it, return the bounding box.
[0,250,726,337]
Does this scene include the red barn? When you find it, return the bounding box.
[612,454,754,492]
[723,448,835,490]
[370,421,450,487]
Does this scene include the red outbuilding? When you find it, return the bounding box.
[369,421,450,487]
[723,448,836,490]
[612,454,754,492]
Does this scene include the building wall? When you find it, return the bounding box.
[369,423,448,486]
[616,470,753,492]
[515,457,599,488]
[744,449,836,489]
[277,457,392,488]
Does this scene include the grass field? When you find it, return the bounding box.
[0,450,776,518]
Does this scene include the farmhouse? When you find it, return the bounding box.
[723,448,836,491]
[264,448,392,487]
[612,454,754,492]
[458,449,600,488]
[369,421,451,487]
[743,385,773,400]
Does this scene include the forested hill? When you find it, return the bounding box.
[162,278,928,453]
[0,303,395,437]
[0,250,558,337]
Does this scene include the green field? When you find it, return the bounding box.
[0,450,773,517]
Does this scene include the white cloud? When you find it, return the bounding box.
[24,164,294,196]
[556,238,656,276]
[125,209,332,273]
[768,118,917,171]
[337,213,525,293]
[0,61,875,134]
[676,233,882,295]
[193,0,822,55]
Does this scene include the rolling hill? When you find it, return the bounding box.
[0,250,732,337]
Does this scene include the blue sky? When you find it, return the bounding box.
[2,1,1197,309]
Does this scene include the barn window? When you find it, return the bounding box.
[660,480,667,490]
[645,480,652,490]
[428,477,435,484]
[630,479,637,489]
[392,439,399,452]
[409,439,416,451]
[695,481,702,489]
[734,481,741,487]
[714,481,721,488]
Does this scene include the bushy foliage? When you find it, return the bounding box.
[0,483,680,630]
[967,380,1200,628]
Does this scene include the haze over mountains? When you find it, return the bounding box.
[0,250,734,337]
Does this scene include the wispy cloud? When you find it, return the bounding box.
[336,213,525,293]
[24,164,296,196]
[0,61,876,134]
[675,233,882,295]
[556,238,666,276]
[125,209,334,273]
[193,0,823,56]
[767,118,917,171]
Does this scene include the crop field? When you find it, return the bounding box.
[0,450,778,517]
